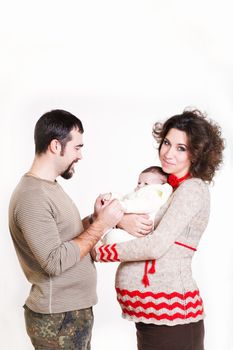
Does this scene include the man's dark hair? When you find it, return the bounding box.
[34,109,84,154]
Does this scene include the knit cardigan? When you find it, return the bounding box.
[94,178,210,326]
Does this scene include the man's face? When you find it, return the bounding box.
[60,128,83,179]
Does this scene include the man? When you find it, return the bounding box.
[8,109,124,349]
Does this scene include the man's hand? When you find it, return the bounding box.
[74,199,123,259]
[117,213,153,237]
[96,199,124,230]
[94,193,112,217]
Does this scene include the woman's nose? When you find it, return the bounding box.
[164,146,174,158]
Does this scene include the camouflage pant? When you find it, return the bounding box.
[24,305,94,350]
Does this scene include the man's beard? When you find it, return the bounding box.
[61,160,77,179]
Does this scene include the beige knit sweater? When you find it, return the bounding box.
[95,178,210,326]
[9,174,97,314]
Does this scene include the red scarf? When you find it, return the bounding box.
[168,172,191,189]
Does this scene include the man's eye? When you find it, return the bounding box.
[145,183,148,185]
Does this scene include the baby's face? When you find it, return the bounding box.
[135,172,166,191]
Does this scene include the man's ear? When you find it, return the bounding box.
[49,139,61,154]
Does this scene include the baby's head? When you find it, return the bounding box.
[136,166,168,191]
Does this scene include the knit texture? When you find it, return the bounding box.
[9,175,97,314]
[95,178,210,326]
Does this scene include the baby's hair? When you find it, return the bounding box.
[141,166,168,179]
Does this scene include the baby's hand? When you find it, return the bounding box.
[101,192,112,205]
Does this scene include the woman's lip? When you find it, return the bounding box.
[162,158,175,166]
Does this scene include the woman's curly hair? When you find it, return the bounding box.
[152,109,225,183]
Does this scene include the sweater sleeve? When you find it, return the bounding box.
[94,179,207,262]
[15,189,81,276]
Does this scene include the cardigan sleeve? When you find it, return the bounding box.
[94,179,208,262]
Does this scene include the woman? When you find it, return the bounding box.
[93,109,224,350]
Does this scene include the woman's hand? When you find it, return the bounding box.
[117,213,153,237]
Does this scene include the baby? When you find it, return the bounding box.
[102,166,172,244]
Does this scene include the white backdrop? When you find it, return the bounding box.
[1,1,233,349]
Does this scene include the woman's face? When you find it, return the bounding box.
[159,128,191,178]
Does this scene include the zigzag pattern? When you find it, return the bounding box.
[117,297,203,312]
[116,288,200,300]
[122,308,203,321]
[116,288,204,322]
[98,244,120,262]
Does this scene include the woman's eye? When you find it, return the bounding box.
[178,146,186,152]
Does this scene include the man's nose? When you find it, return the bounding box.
[78,150,83,160]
